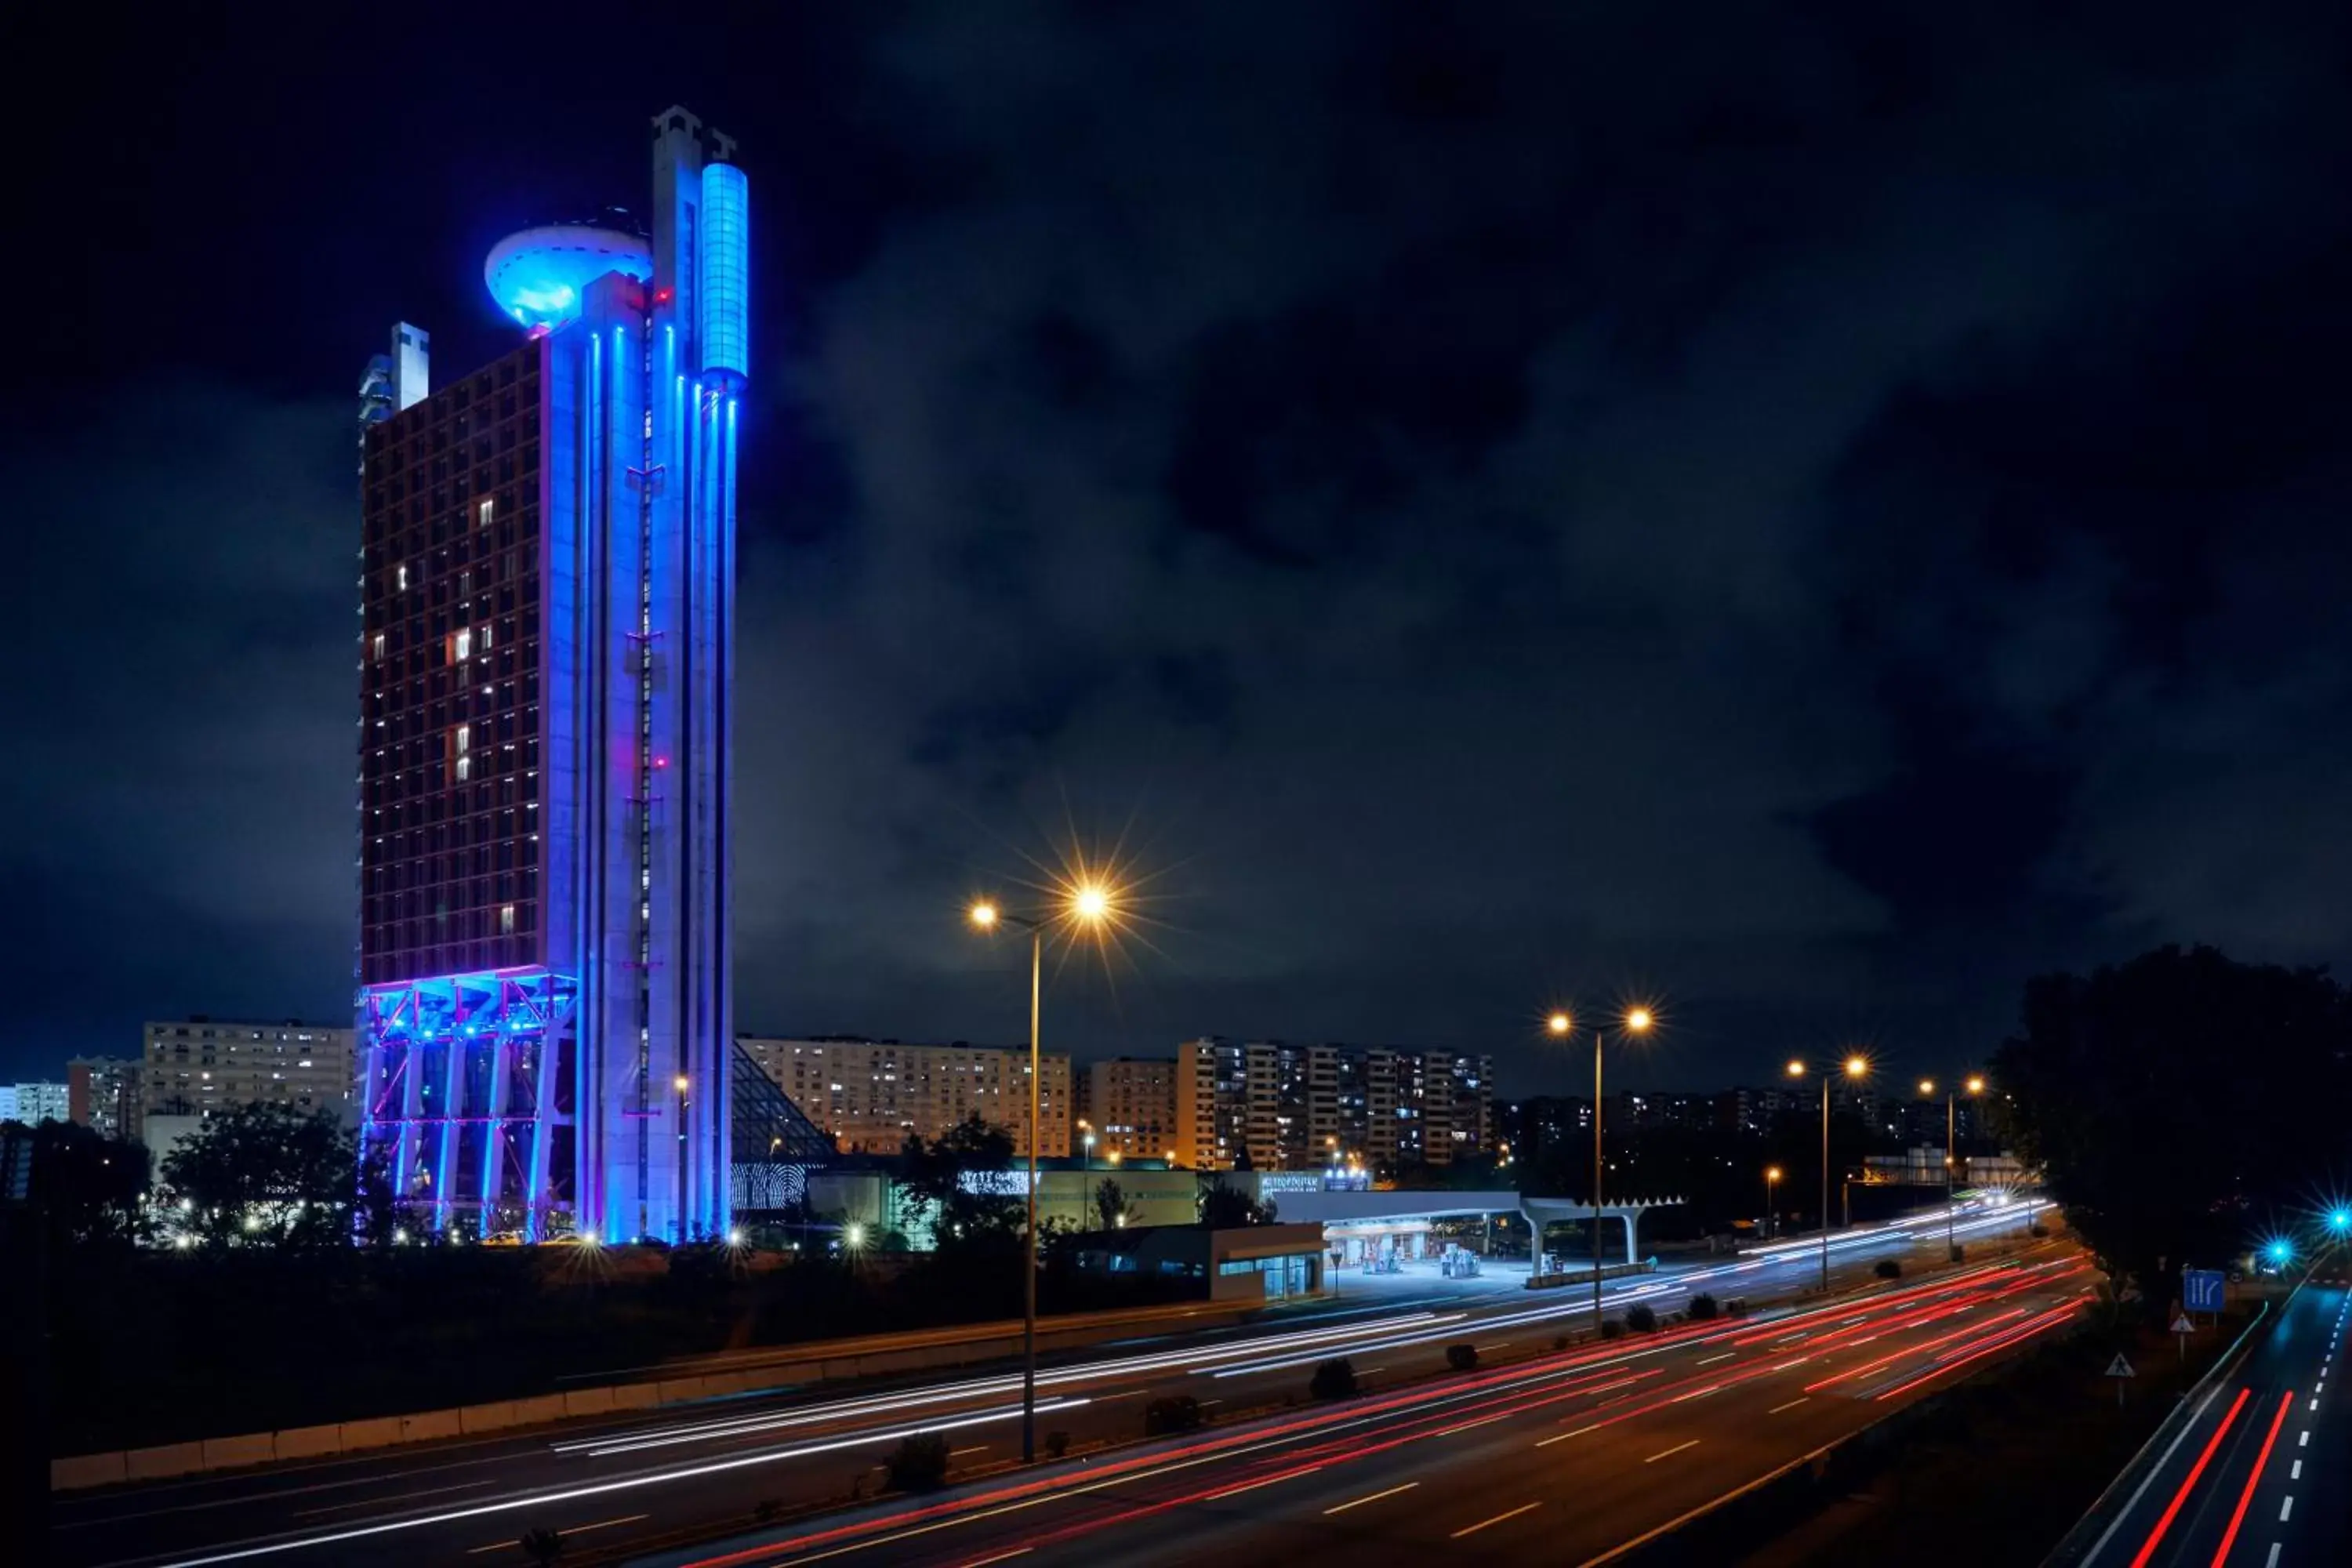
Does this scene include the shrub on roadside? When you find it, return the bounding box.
[1446,1342,1479,1371]
[1309,1357,1360,1400]
[1686,1292,1719,1321]
[1875,1259,1903,1279]
[1600,1319,1625,1341]
[1624,1303,1657,1334]
[885,1432,952,1492]
[1145,1396,1203,1435]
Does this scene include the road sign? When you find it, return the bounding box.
[2105,1353,2135,1378]
[2183,1269,2227,1313]
[2171,1315,2194,1334]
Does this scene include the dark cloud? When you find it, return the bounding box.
[9,2,2352,1091]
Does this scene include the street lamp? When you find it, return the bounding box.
[1549,1005,1655,1331]
[969,880,1116,1464]
[1766,1165,1782,1241]
[1920,1075,1987,1261]
[1788,1054,1867,1291]
[673,1073,691,1243]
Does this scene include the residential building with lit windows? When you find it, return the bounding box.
[1076,1057,1178,1160]
[138,1021,356,1123]
[735,1036,1071,1159]
[3,1082,70,1127]
[68,1057,144,1142]
[354,106,747,1243]
[1174,1038,1493,1172]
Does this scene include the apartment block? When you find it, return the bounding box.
[737,1036,1071,1158]
[1076,1057,1178,1160]
[1174,1037,1492,1172]
[140,1020,358,1123]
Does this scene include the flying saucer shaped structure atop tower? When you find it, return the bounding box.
[354,106,746,1244]
[483,223,653,329]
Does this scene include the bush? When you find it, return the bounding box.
[1875,1259,1902,1279]
[1552,1334,1570,1352]
[1309,1357,1359,1400]
[1145,1396,1203,1435]
[1600,1319,1625,1341]
[1726,1298,1748,1317]
[1686,1292,1719,1322]
[884,1432,952,1492]
[2031,1223,2049,1238]
[1446,1343,1479,1371]
[1045,1429,1071,1459]
[1624,1303,1657,1334]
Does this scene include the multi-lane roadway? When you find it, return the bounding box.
[641,1245,2092,1566]
[2070,1274,2350,1568]
[53,1200,2050,1568]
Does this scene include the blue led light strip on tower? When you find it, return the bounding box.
[699,163,750,383]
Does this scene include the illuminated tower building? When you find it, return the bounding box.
[354,106,746,1242]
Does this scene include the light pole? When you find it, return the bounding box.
[970,882,1112,1465]
[1550,1006,1655,1331]
[673,1073,690,1244]
[1766,1165,1781,1241]
[1920,1076,1986,1261]
[1788,1055,1867,1291]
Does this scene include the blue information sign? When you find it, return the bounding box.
[2183,1269,2226,1313]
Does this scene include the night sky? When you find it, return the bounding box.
[11,4,2352,1094]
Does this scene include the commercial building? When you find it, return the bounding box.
[354,107,747,1242]
[140,1022,356,1123]
[67,1058,143,1142]
[1068,1221,1327,1303]
[3,1083,69,1127]
[1076,1057,1178,1161]
[1174,1038,1494,1172]
[736,1036,1072,1159]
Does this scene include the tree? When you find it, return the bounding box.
[28,1120,150,1249]
[1092,1177,1128,1232]
[161,1102,372,1249]
[1993,945,2352,1323]
[895,1113,1025,1257]
[1196,1179,1276,1229]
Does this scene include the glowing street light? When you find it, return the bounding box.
[1788,1054,1871,1290]
[966,871,1126,1465]
[1545,1003,1659,1329]
[1919,1073,1990,1258]
[1766,1165,1783,1240]
[2330,1209,2350,1234]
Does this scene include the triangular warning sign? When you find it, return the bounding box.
[2171,1316,2194,1334]
[2105,1353,2136,1377]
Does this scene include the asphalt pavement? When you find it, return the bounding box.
[638,1245,2092,1567]
[51,1199,2050,1568]
[2071,1273,2350,1568]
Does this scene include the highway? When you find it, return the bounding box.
[2071,1274,2350,1568]
[638,1243,2092,1567]
[52,1200,2048,1567]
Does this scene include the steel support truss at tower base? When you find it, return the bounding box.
[360,966,579,1240]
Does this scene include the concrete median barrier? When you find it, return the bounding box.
[123,1443,205,1483]
[198,1434,277,1472]
[49,1453,127,1490]
[273,1424,344,1460]
[458,1402,519,1436]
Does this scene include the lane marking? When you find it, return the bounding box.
[2300,1431,2309,1446]
[2211,1390,2296,1568]
[957,1553,1032,1568]
[1769,1398,1809,1414]
[1324,1482,1418,1515]
[294,1479,495,1519]
[2279,1497,2292,1522]
[1645,1439,1701,1464]
[1697,1352,1736,1366]
[1538,1421,1603,1446]
[1452,1501,1542,1537]
[2290,1460,2301,1479]
[466,1514,647,1555]
[1203,1466,1321,1502]
[2124,1386,2251,1568]
[2267,1544,2281,1568]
